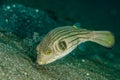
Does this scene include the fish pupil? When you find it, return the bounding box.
[58,41,67,51]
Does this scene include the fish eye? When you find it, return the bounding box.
[58,40,67,51]
[45,50,52,55]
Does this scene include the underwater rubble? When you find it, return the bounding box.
[0,4,120,80]
[0,3,57,38]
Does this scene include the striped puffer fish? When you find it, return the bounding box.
[36,25,115,65]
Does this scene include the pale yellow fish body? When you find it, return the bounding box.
[36,25,115,65]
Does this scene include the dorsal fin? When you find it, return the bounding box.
[73,22,81,29]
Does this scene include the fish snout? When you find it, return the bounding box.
[37,54,46,65]
[37,54,56,65]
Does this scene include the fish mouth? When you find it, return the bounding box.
[37,59,55,65]
[37,56,57,65]
[37,53,59,65]
[37,60,45,65]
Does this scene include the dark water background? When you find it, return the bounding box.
[0,0,120,79]
[1,0,119,36]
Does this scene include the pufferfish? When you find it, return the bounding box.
[36,25,115,65]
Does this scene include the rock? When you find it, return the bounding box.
[0,3,57,38]
[0,42,54,80]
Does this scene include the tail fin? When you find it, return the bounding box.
[90,31,115,48]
